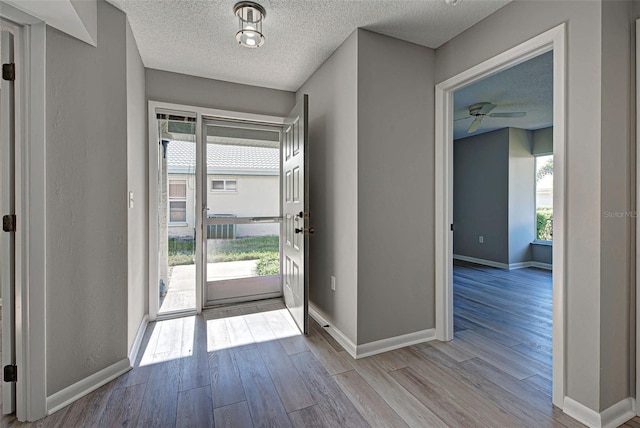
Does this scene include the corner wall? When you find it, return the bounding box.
[46,0,128,395]
[508,128,535,264]
[296,31,359,343]
[126,19,147,353]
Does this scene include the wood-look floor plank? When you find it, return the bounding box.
[234,346,292,428]
[427,339,476,362]
[309,318,344,352]
[176,385,215,428]
[453,330,538,380]
[98,383,146,427]
[334,369,409,428]
[291,351,369,428]
[213,401,253,428]
[419,346,563,428]
[288,405,331,428]
[393,347,524,428]
[454,315,522,347]
[342,351,448,428]
[135,358,181,428]
[256,339,315,413]
[521,374,552,397]
[279,335,309,355]
[209,349,246,409]
[304,330,352,375]
[59,379,119,427]
[180,316,211,392]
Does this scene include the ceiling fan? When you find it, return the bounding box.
[456,102,526,133]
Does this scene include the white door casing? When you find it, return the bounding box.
[282,95,309,334]
[0,23,16,414]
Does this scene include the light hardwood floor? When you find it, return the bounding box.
[1,265,637,427]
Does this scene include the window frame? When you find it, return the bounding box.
[210,178,238,193]
[169,179,188,225]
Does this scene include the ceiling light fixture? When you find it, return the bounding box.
[234,1,266,48]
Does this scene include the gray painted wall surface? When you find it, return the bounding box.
[356,30,435,344]
[146,69,295,118]
[126,20,148,352]
[508,128,535,264]
[531,243,552,265]
[46,0,128,395]
[437,0,633,411]
[453,129,509,264]
[599,0,634,410]
[296,31,359,343]
[532,126,553,155]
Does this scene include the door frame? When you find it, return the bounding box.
[636,17,640,417]
[0,3,47,422]
[434,23,566,408]
[147,101,285,321]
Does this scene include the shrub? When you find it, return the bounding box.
[536,208,553,241]
[256,253,280,276]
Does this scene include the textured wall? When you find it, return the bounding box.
[356,29,436,344]
[146,69,295,118]
[453,129,510,264]
[46,0,128,395]
[296,31,359,343]
[126,18,148,353]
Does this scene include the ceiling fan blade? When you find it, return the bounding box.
[467,117,483,133]
[478,102,497,115]
[488,112,527,118]
[455,116,471,121]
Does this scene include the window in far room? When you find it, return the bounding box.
[211,179,238,192]
[169,179,187,223]
[535,155,553,241]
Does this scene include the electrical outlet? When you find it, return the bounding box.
[479,235,484,244]
[330,275,336,291]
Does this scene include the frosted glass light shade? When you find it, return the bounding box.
[234,2,266,48]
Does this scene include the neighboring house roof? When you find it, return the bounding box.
[167,140,279,175]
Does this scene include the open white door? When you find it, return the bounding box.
[0,24,16,414]
[282,95,309,334]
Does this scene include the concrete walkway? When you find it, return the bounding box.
[159,260,258,314]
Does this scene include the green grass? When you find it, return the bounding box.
[536,207,553,241]
[168,236,280,276]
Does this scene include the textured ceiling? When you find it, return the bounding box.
[108,0,511,91]
[453,51,553,140]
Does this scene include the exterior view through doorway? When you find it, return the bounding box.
[149,98,309,335]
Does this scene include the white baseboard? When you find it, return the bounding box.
[357,328,436,358]
[309,303,435,359]
[309,304,357,358]
[453,254,552,271]
[47,358,131,415]
[563,396,635,428]
[128,315,148,364]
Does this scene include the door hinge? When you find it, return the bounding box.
[2,63,15,81]
[2,214,16,232]
[450,224,454,231]
[4,365,17,383]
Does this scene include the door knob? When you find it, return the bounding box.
[295,227,315,235]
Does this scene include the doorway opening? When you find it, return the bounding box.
[435,24,566,408]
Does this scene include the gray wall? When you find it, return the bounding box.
[453,129,509,264]
[599,0,635,410]
[46,0,128,395]
[508,128,535,264]
[126,19,148,353]
[531,243,552,265]
[146,69,295,118]
[356,29,435,344]
[296,31,359,343]
[436,0,633,412]
[532,126,553,155]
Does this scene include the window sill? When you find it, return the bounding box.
[169,222,188,227]
[531,240,552,246]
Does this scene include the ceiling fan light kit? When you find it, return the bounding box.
[234,1,266,48]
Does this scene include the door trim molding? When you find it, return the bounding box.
[636,17,640,418]
[434,23,566,408]
[0,6,48,420]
